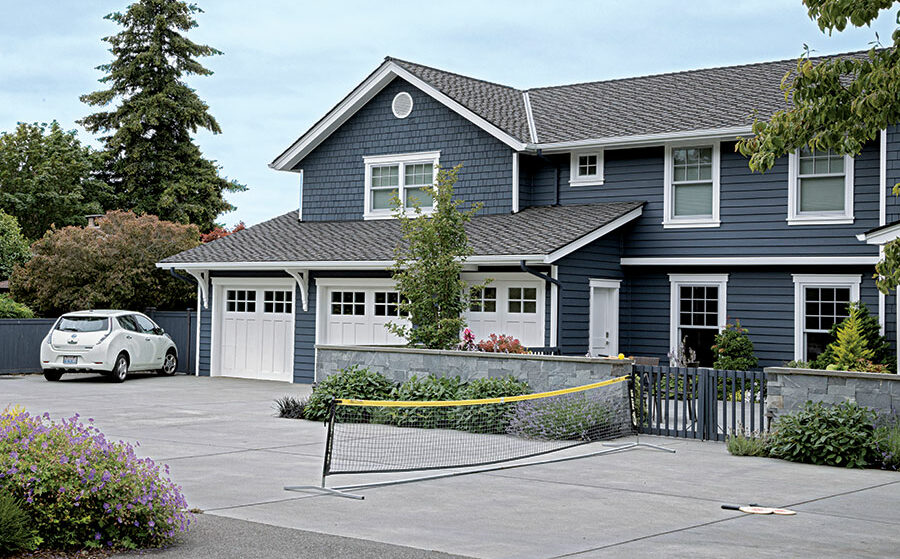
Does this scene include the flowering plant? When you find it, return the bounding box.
[0,408,191,550]
[458,328,477,351]
[476,333,527,354]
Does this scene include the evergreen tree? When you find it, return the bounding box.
[812,302,893,371]
[0,210,30,279]
[79,0,244,232]
[828,304,874,371]
[711,320,759,371]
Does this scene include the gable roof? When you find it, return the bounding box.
[272,51,872,169]
[158,201,644,268]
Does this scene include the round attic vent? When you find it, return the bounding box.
[392,92,413,119]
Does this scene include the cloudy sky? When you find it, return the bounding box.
[2,1,896,226]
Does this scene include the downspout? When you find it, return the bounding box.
[520,260,561,355]
[169,268,195,285]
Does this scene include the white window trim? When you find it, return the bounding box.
[668,274,728,361]
[363,151,440,220]
[662,142,721,228]
[569,150,604,187]
[792,274,861,361]
[787,150,854,225]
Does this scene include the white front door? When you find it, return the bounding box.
[213,280,295,382]
[589,280,620,357]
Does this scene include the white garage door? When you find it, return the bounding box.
[463,274,545,348]
[317,280,408,346]
[213,280,295,382]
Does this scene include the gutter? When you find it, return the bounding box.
[168,268,196,285]
[520,260,561,355]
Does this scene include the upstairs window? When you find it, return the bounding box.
[364,151,439,219]
[663,143,720,228]
[569,150,604,186]
[788,148,854,225]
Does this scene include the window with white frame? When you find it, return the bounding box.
[569,150,604,186]
[226,290,256,313]
[469,286,497,313]
[793,275,860,362]
[263,290,293,314]
[364,152,439,218]
[374,291,407,317]
[669,274,727,367]
[663,144,720,228]
[788,148,854,225]
[508,287,538,314]
[331,291,365,316]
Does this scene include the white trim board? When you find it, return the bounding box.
[270,61,527,171]
[544,207,643,263]
[621,256,880,266]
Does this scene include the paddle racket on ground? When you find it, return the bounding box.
[722,504,796,515]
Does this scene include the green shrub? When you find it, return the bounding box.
[453,376,531,434]
[304,365,395,422]
[0,294,34,318]
[507,395,611,441]
[784,360,813,369]
[829,305,874,372]
[874,412,900,471]
[0,491,40,555]
[274,396,307,419]
[0,209,30,280]
[768,401,877,468]
[0,411,191,550]
[381,375,464,428]
[726,431,770,457]
[812,302,893,372]
[711,320,758,370]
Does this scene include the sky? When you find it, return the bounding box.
[1,1,897,227]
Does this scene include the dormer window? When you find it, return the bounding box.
[569,150,604,186]
[363,151,440,219]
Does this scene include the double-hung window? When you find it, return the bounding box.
[663,143,720,228]
[788,148,854,225]
[793,275,860,362]
[364,151,439,219]
[569,150,604,186]
[669,274,728,367]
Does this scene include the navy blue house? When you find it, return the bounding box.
[158,54,900,383]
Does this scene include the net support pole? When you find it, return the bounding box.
[284,399,365,500]
[604,377,675,454]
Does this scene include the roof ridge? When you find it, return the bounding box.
[526,48,873,92]
[386,56,523,93]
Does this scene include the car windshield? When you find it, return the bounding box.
[55,317,109,333]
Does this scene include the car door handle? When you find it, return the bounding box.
[126,335,132,340]
[145,337,151,341]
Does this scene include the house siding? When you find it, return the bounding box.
[295,77,514,221]
[618,267,883,368]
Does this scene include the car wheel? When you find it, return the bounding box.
[159,350,177,376]
[111,353,129,383]
[43,370,63,382]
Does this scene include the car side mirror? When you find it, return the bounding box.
[154,327,165,335]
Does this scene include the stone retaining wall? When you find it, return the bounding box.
[764,367,900,417]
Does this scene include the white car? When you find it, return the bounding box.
[40,310,178,382]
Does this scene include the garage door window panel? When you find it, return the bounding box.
[508,287,537,314]
[374,291,407,317]
[470,287,497,313]
[332,291,365,315]
[264,290,293,314]
[227,290,256,313]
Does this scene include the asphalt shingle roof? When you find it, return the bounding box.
[388,51,870,144]
[160,201,644,265]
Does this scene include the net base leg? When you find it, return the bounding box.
[283,485,365,500]
[603,441,676,454]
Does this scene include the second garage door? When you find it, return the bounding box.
[317,279,408,346]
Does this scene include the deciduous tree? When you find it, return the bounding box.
[0,210,30,280]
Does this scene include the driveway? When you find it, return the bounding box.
[2,373,898,558]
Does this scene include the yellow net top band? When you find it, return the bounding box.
[336,375,629,408]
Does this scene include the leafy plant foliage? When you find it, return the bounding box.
[0,409,191,550]
[725,431,771,457]
[453,376,531,433]
[0,294,34,319]
[0,122,111,240]
[10,210,199,315]
[388,165,481,349]
[0,490,40,555]
[79,0,245,231]
[767,401,877,468]
[0,210,30,280]
[812,302,894,373]
[874,412,900,470]
[711,320,758,370]
[381,375,465,428]
[507,395,612,441]
[274,396,307,419]
[303,365,395,422]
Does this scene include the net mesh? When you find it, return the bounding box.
[327,376,633,475]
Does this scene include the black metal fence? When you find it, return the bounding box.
[0,310,195,375]
[632,365,768,441]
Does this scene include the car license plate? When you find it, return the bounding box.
[63,356,77,365]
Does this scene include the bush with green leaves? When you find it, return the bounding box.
[812,302,893,372]
[0,294,34,318]
[767,401,877,468]
[453,376,531,434]
[0,209,30,280]
[274,396,307,419]
[0,490,40,555]
[507,394,611,441]
[304,365,395,421]
[874,412,900,471]
[0,410,191,550]
[711,320,758,370]
[725,431,770,457]
[381,375,464,428]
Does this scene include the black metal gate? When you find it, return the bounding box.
[632,365,768,441]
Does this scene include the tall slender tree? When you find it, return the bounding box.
[80,0,244,232]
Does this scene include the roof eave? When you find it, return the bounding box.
[531,125,753,153]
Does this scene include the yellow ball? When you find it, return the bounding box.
[617,353,625,360]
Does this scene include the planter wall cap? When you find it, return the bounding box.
[315,344,632,365]
[764,366,900,382]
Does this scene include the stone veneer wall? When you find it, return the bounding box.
[764,367,900,417]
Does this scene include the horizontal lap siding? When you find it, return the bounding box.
[294,276,316,383]
[620,267,887,368]
[297,77,513,221]
[556,234,623,355]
